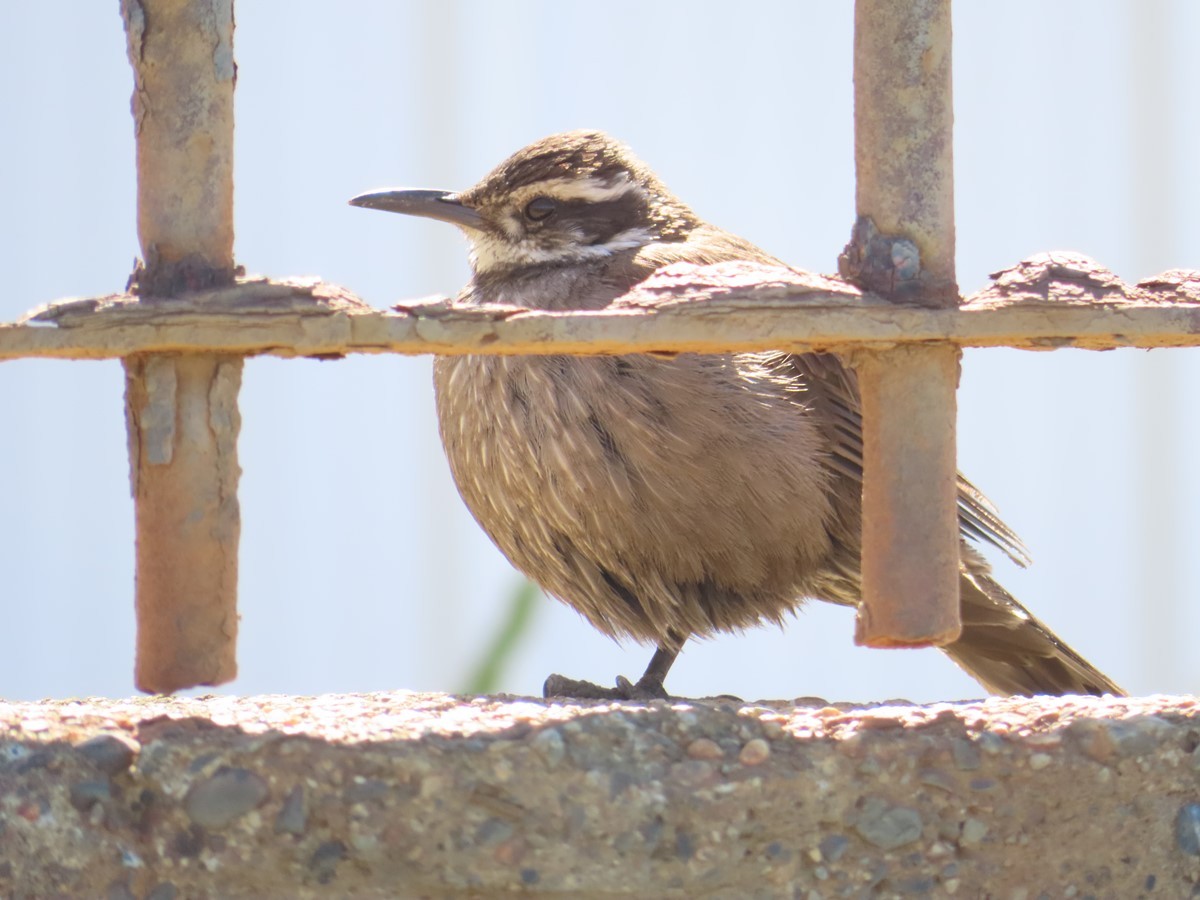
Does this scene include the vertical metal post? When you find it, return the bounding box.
[847,0,963,647]
[120,0,242,692]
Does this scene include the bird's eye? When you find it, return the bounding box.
[523,196,557,221]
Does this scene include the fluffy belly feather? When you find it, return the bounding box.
[433,352,840,642]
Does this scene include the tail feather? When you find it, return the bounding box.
[943,570,1124,697]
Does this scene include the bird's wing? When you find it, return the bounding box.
[786,353,1031,567]
[610,227,1032,568]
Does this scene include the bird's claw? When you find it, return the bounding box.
[543,672,669,701]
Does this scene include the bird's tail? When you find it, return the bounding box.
[943,570,1124,697]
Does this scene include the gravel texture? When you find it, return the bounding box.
[0,691,1197,897]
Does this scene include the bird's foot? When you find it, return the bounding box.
[543,672,669,701]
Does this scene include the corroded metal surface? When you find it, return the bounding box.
[849,0,961,649]
[4,257,1200,362]
[119,0,242,694]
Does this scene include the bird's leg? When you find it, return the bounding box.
[616,641,679,698]
[543,632,684,701]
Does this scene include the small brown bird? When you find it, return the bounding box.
[351,130,1122,699]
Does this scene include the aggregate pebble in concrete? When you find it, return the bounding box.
[185,766,269,828]
[0,691,1198,897]
[75,733,137,775]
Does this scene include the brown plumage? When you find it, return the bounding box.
[351,130,1123,699]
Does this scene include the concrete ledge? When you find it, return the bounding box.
[1,692,1198,897]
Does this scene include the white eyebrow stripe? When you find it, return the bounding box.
[517,173,643,204]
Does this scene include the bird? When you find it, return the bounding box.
[350,129,1123,700]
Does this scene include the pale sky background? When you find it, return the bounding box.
[1,2,1198,703]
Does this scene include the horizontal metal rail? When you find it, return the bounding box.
[3,256,1198,363]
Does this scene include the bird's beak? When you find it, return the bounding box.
[348,188,483,230]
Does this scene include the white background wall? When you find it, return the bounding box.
[1,2,1197,703]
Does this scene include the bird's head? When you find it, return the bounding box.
[350,130,699,275]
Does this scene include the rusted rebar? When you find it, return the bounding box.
[846,0,962,647]
[120,0,242,692]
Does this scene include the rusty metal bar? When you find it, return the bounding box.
[4,256,1200,361]
[847,0,963,647]
[120,0,242,692]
